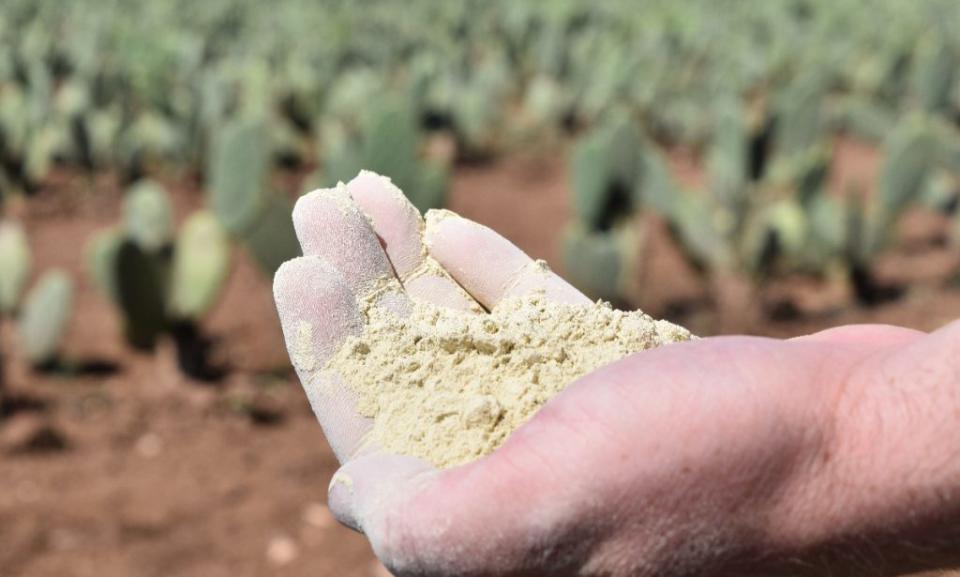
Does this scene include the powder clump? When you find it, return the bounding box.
[325,294,692,469]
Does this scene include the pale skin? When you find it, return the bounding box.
[274,171,960,577]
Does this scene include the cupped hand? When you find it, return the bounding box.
[273,172,953,577]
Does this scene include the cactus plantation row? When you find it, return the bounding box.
[1,0,960,200]
[566,104,960,307]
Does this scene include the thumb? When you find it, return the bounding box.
[328,453,435,535]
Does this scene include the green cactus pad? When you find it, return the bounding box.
[170,211,231,320]
[562,222,637,303]
[570,131,612,228]
[124,180,174,252]
[359,98,420,189]
[18,270,73,366]
[0,220,30,314]
[707,97,748,210]
[911,36,956,114]
[803,195,846,270]
[667,192,732,270]
[827,97,895,143]
[638,143,682,217]
[774,73,824,160]
[570,117,642,230]
[878,118,937,220]
[751,200,808,273]
[208,117,269,235]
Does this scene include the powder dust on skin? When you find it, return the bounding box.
[325,290,693,469]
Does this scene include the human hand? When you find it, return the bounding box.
[274,172,960,576]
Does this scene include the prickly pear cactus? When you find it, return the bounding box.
[0,220,30,314]
[18,270,73,366]
[921,171,958,214]
[562,222,637,304]
[911,36,956,114]
[742,199,807,275]
[571,129,613,229]
[357,97,421,195]
[570,116,642,230]
[665,192,732,271]
[208,117,269,235]
[170,211,231,319]
[827,97,895,143]
[707,98,748,216]
[774,73,824,161]
[124,180,174,252]
[878,117,937,221]
[804,194,847,270]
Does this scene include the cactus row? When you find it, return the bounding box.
[4,0,959,202]
[565,86,960,306]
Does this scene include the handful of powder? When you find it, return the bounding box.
[325,292,693,469]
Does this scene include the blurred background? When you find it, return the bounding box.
[2,0,960,575]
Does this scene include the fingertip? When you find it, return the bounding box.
[349,170,408,208]
[292,184,354,242]
[273,255,363,374]
[422,208,464,246]
[328,469,361,532]
[348,171,425,278]
[292,184,394,293]
[273,255,337,316]
[424,213,589,307]
[423,211,507,283]
[327,453,435,537]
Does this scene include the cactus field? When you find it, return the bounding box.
[4,1,960,576]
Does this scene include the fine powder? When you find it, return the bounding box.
[325,293,693,469]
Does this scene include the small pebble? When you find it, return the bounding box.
[267,534,299,566]
[135,433,163,458]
